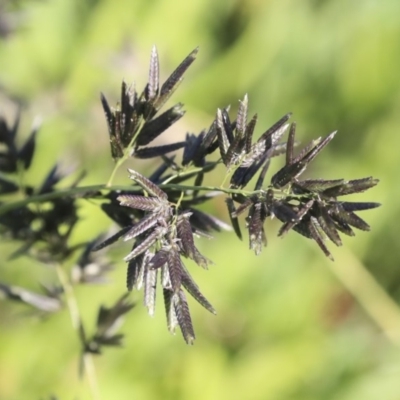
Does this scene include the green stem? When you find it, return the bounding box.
[106,119,146,187]
[56,265,101,400]
[0,184,263,216]
[329,248,400,347]
[161,165,212,185]
[106,157,126,187]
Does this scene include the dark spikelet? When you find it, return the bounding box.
[291,139,319,164]
[244,113,257,154]
[161,263,170,287]
[278,199,314,237]
[127,254,144,291]
[0,121,18,171]
[247,202,266,255]
[167,247,183,292]
[221,108,235,145]
[216,108,230,164]
[117,195,161,211]
[271,160,307,189]
[163,289,178,333]
[133,141,185,159]
[194,120,218,163]
[1,109,19,143]
[272,201,299,223]
[139,252,153,290]
[232,197,253,217]
[0,176,19,194]
[340,201,381,212]
[292,179,346,194]
[182,132,204,166]
[146,46,159,101]
[124,228,162,261]
[161,265,170,288]
[229,166,247,189]
[18,126,38,169]
[101,202,136,227]
[254,158,271,190]
[0,282,61,312]
[270,122,290,146]
[155,47,199,111]
[230,152,269,189]
[292,219,313,239]
[315,204,342,246]
[331,206,371,231]
[92,294,134,352]
[174,289,195,345]
[271,142,289,157]
[148,249,169,270]
[286,122,296,166]
[272,132,336,188]
[143,266,158,316]
[100,92,114,137]
[332,219,355,237]
[309,217,333,260]
[136,104,185,146]
[205,135,220,156]
[240,140,267,168]
[258,113,292,144]
[160,47,199,97]
[122,213,160,242]
[148,158,172,182]
[225,133,243,168]
[323,177,379,197]
[236,94,248,138]
[300,131,336,165]
[119,81,137,146]
[191,247,210,269]
[100,92,124,160]
[128,169,168,199]
[37,164,63,193]
[181,268,216,314]
[177,215,197,259]
[189,208,232,234]
[92,226,132,251]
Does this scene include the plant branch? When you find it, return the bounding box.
[106,117,147,187]
[106,157,127,187]
[160,164,220,185]
[56,265,101,400]
[0,183,263,216]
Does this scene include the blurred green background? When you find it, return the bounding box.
[1,0,400,399]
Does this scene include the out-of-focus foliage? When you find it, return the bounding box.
[0,0,399,399]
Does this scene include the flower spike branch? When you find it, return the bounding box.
[0,46,380,348]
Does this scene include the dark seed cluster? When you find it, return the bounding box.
[0,113,127,354]
[0,46,380,346]
[0,113,85,261]
[95,47,380,343]
[225,118,380,260]
[95,169,217,344]
[80,294,134,355]
[101,46,197,160]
